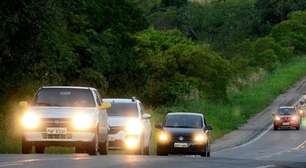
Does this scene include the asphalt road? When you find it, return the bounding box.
[1,123,306,168]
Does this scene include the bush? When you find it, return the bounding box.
[271,11,306,54]
[133,29,232,104]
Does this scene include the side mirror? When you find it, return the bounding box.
[142,113,151,119]
[300,101,304,105]
[206,125,213,131]
[99,102,111,109]
[155,124,162,129]
[19,101,29,109]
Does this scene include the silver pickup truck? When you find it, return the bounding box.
[20,86,111,155]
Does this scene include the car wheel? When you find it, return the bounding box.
[98,141,108,155]
[273,125,278,131]
[296,125,300,130]
[156,146,168,156]
[21,137,32,154]
[35,145,45,154]
[87,134,98,156]
[75,145,86,153]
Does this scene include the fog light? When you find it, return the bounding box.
[125,136,139,150]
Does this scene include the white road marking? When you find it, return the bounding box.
[255,165,276,168]
[0,156,91,167]
[214,125,273,154]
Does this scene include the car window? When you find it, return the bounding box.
[278,108,295,115]
[140,103,144,115]
[164,115,203,128]
[94,90,101,106]
[34,88,95,107]
[107,103,138,117]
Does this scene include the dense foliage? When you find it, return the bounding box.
[1,0,306,108]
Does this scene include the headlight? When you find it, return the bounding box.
[193,133,207,144]
[21,112,40,129]
[275,116,281,121]
[299,110,304,115]
[292,115,298,121]
[125,119,143,134]
[158,131,170,143]
[73,113,94,130]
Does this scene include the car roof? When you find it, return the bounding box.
[279,106,295,109]
[41,86,95,90]
[103,98,139,103]
[167,112,204,117]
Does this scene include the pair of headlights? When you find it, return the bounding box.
[21,112,94,130]
[158,132,208,144]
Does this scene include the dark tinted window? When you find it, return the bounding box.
[278,108,295,115]
[107,103,138,117]
[164,115,203,128]
[34,88,95,107]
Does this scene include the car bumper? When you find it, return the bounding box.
[158,141,207,154]
[108,133,141,150]
[23,131,95,143]
[274,120,300,128]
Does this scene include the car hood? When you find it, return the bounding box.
[30,106,97,119]
[164,127,203,136]
[108,116,139,127]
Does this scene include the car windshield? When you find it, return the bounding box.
[107,103,138,117]
[34,88,95,107]
[164,114,203,128]
[278,108,295,115]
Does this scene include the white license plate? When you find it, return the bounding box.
[174,143,189,148]
[47,128,67,134]
[282,122,290,126]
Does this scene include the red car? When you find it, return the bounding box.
[273,106,301,130]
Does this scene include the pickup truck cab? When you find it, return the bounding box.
[20,86,111,155]
[103,98,152,155]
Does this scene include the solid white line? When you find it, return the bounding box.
[214,124,273,153]
[255,165,276,168]
[0,156,91,167]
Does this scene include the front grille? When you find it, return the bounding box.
[42,133,72,139]
[109,126,124,134]
[41,118,71,127]
[172,135,192,142]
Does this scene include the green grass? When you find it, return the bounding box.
[1,56,306,153]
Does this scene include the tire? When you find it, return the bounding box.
[273,124,278,131]
[201,145,209,157]
[35,145,45,154]
[144,135,152,155]
[87,134,98,156]
[75,145,86,153]
[98,141,108,155]
[156,146,168,156]
[296,125,300,130]
[21,137,32,154]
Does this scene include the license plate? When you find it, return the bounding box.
[174,143,189,148]
[282,122,290,126]
[47,128,67,134]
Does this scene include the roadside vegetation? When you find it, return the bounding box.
[1,0,306,153]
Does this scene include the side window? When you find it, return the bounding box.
[203,117,207,128]
[94,90,101,106]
